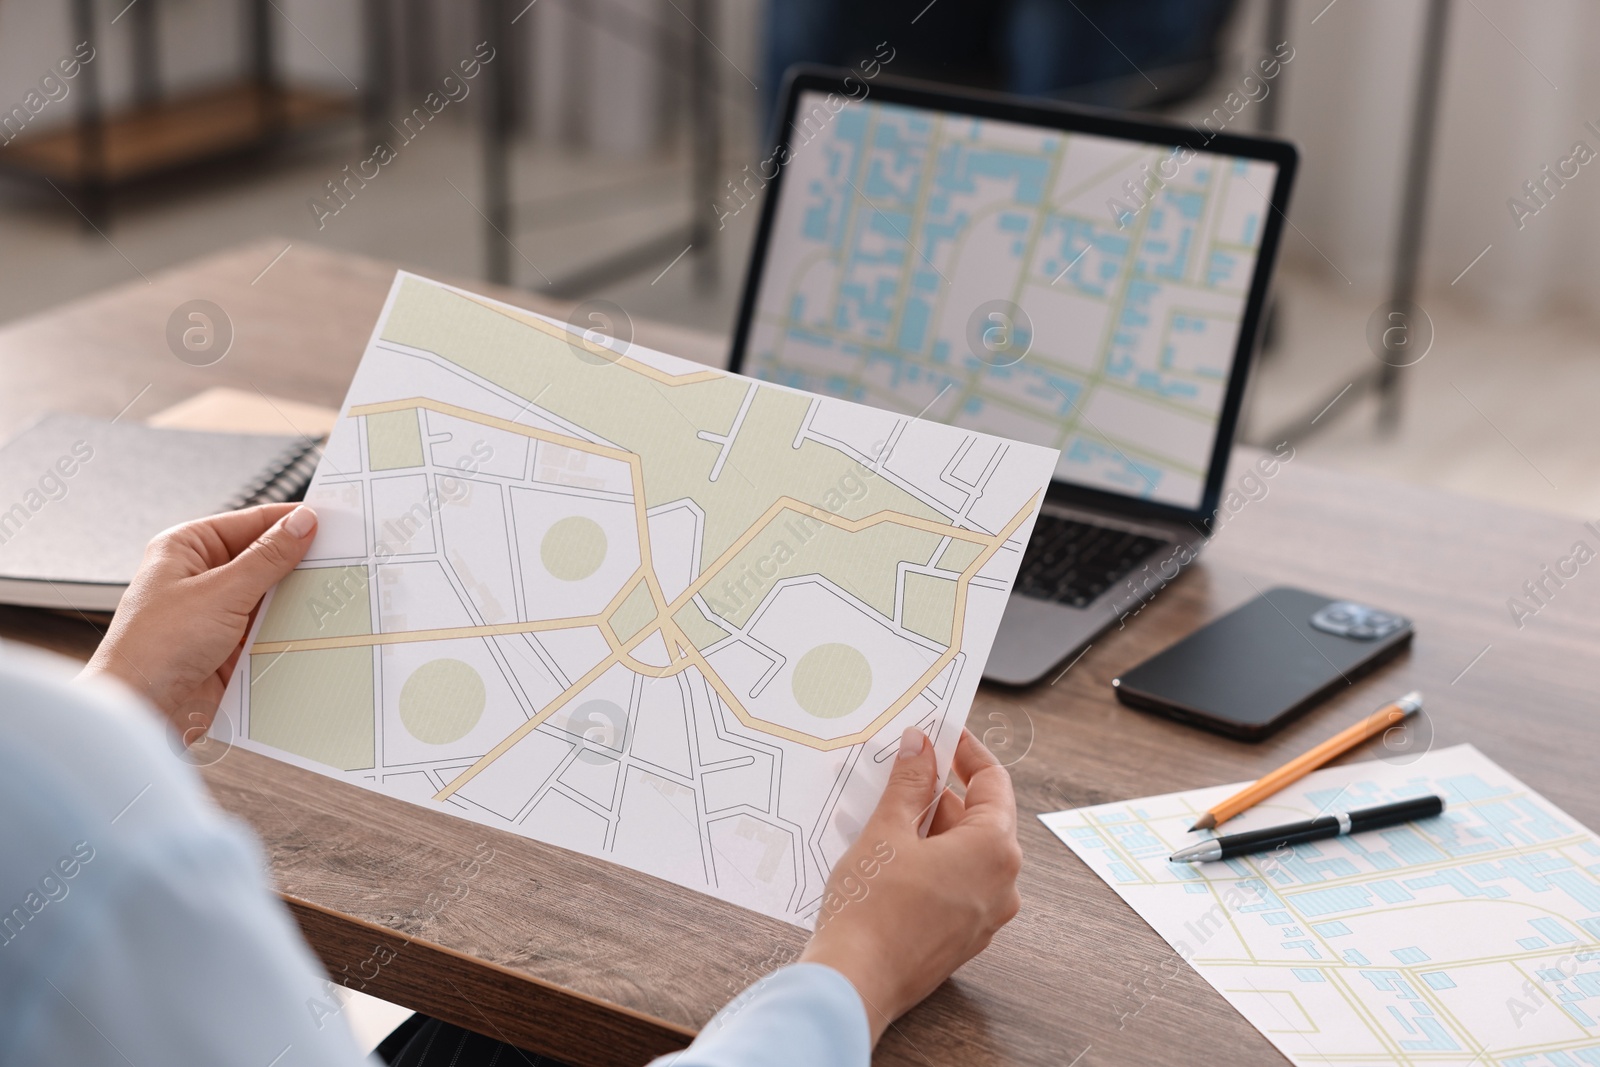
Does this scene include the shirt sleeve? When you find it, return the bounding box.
[649,963,871,1067]
[13,827,381,1067]
[1,648,868,1067]
[0,648,377,1067]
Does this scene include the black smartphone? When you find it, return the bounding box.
[1111,586,1413,740]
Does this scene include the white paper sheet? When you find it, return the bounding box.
[1041,744,1600,1065]
[214,272,1059,926]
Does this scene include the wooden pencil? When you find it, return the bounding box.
[1189,692,1423,831]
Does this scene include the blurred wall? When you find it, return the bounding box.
[1259,0,1600,320]
[523,0,762,157]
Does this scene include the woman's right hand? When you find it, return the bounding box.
[799,727,1023,1044]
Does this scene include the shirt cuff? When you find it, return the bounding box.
[654,962,871,1067]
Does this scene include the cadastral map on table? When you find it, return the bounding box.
[1043,745,1600,1066]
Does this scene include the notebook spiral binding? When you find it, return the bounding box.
[222,436,323,511]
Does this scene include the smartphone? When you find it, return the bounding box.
[1111,586,1413,740]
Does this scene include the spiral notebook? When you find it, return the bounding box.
[0,412,320,612]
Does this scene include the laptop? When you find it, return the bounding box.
[728,67,1298,686]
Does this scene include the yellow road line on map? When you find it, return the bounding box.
[252,614,604,655]
[329,398,1043,791]
[349,397,635,461]
[455,291,726,387]
[432,490,1043,801]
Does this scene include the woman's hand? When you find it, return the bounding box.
[80,503,318,743]
[800,727,1022,1044]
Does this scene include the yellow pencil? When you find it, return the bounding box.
[1189,692,1423,831]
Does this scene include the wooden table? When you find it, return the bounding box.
[4,240,1596,1066]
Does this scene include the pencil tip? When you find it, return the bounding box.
[1190,814,1216,831]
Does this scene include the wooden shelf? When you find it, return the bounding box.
[0,82,352,187]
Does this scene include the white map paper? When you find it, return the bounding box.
[215,272,1058,925]
[1041,744,1600,1066]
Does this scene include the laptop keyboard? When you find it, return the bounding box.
[1015,514,1169,608]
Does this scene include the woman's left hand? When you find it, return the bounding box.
[81,503,318,743]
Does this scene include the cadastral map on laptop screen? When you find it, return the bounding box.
[215,273,1058,926]
[1042,745,1600,1066]
[746,90,1280,509]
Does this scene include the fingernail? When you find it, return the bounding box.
[896,727,924,761]
[283,505,317,539]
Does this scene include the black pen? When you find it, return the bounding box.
[1169,795,1445,863]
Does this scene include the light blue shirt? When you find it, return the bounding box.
[0,644,868,1066]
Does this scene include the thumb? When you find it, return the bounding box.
[865,727,938,833]
[212,504,318,613]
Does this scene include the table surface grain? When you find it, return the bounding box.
[4,240,1595,1067]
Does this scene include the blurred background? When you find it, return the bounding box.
[3,0,1598,518]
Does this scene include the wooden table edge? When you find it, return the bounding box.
[285,895,697,1064]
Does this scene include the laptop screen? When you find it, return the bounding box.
[739,87,1283,512]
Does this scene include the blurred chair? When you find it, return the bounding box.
[763,0,1237,123]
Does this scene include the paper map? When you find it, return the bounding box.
[215,272,1057,925]
[1041,744,1600,1066]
